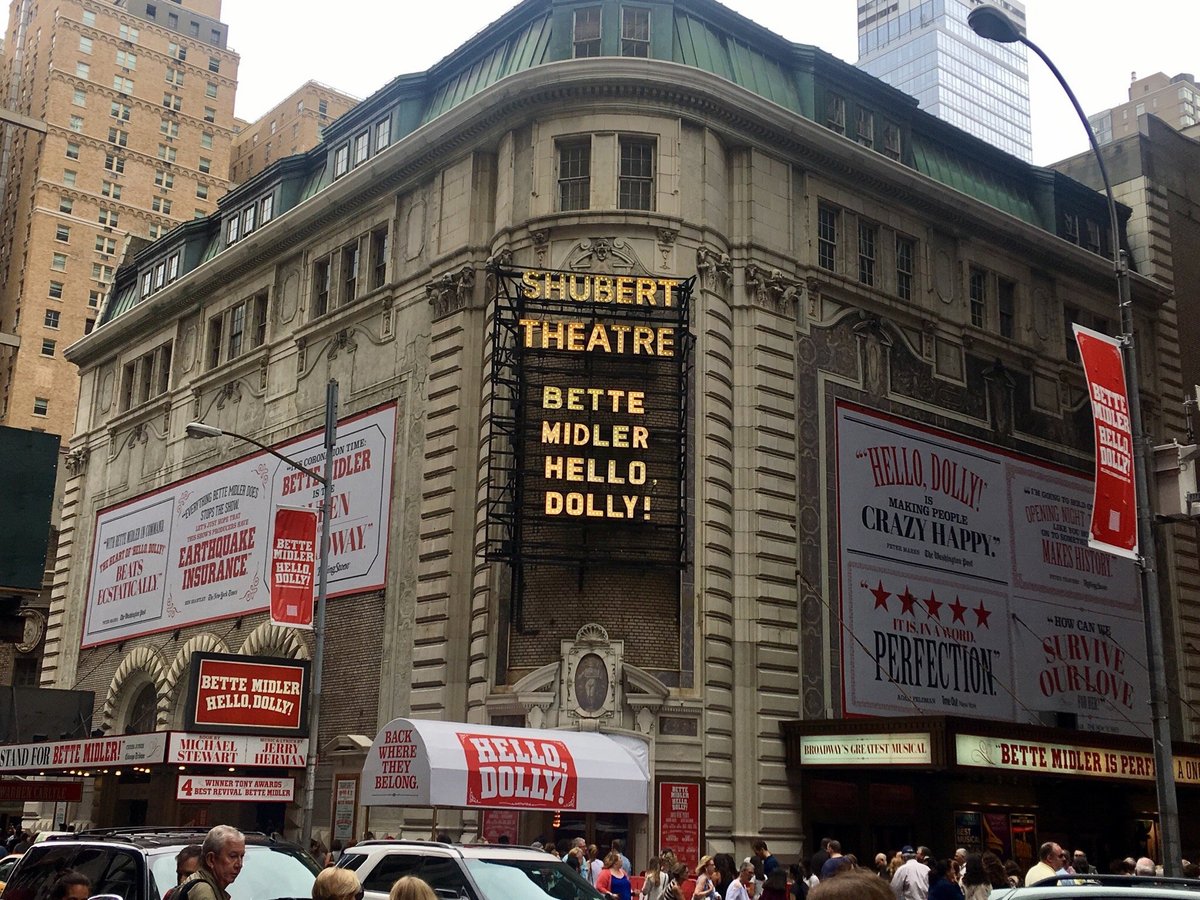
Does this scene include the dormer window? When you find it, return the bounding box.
[573,6,601,58]
[620,7,649,57]
[826,93,846,135]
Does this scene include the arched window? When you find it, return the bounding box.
[126,683,157,734]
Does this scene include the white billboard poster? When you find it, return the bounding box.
[84,404,396,647]
[836,401,1146,735]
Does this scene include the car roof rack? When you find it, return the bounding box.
[46,828,283,848]
[1032,874,1200,887]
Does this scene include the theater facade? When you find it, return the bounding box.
[36,0,1198,861]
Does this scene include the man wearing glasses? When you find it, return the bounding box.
[1025,843,1067,886]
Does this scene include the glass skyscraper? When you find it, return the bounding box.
[856,0,1032,161]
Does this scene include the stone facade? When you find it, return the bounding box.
[50,0,1190,857]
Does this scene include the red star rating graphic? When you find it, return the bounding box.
[924,590,943,620]
[973,600,991,628]
[898,586,918,616]
[949,595,968,624]
[870,581,891,610]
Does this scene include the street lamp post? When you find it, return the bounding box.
[968,5,1181,875]
[185,377,339,852]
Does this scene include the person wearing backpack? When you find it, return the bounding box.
[176,825,246,900]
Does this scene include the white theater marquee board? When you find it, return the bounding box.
[836,401,1147,735]
[84,404,396,647]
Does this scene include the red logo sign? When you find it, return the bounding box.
[457,732,577,809]
[193,657,306,731]
[271,507,317,628]
[1073,325,1138,559]
[0,779,83,802]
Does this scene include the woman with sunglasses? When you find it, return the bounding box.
[313,867,364,900]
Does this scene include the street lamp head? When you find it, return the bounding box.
[967,4,1023,44]
[185,422,224,440]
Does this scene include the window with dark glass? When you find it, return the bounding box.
[353,131,369,166]
[313,258,331,316]
[1085,219,1102,254]
[621,7,650,57]
[1063,212,1080,245]
[858,220,876,285]
[370,226,388,289]
[334,143,350,178]
[857,108,874,148]
[883,123,902,160]
[226,300,245,359]
[998,278,1016,339]
[573,6,601,57]
[618,137,654,210]
[341,242,359,303]
[969,267,987,328]
[817,204,838,271]
[253,293,268,347]
[896,235,914,301]
[826,93,846,135]
[558,140,591,211]
[126,684,157,734]
[207,315,223,368]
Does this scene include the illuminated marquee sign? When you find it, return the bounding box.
[486,265,692,567]
[800,732,933,766]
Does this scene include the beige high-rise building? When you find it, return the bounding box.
[0,0,239,439]
[229,80,356,184]
[1089,72,1199,145]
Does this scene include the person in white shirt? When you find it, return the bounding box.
[725,861,756,900]
[891,846,930,900]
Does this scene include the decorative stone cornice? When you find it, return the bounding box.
[696,245,732,291]
[425,265,475,318]
[64,445,90,476]
[745,263,801,314]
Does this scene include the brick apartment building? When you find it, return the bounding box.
[0,0,238,439]
[229,80,356,184]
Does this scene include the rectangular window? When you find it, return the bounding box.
[227,300,245,359]
[858,221,877,285]
[85,317,95,335]
[998,277,1016,339]
[189,21,200,37]
[113,76,134,94]
[260,195,274,223]
[94,263,114,282]
[573,6,602,57]
[157,145,177,162]
[227,216,239,244]
[32,398,48,417]
[95,236,117,254]
[66,141,80,160]
[163,93,182,111]
[253,293,268,348]
[59,197,74,214]
[82,10,96,25]
[44,309,60,328]
[154,169,173,188]
[375,118,391,151]
[205,81,218,99]
[75,61,90,78]
[242,204,255,233]
[857,108,875,148]
[969,266,988,328]
[198,156,211,174]
[203,107,216,123]
[108,127,129,146]
[207,315,222,369]
[817,204,838,271]
[153,262,166,289]
[208,56,220,74]
[558,139,591,211]
[116,49,137,69]
[79,36,93,54]
[89,290,101,307]
[621,7,650,57]
[48,281,64,299]
[883,123,902,160]
[896,236,914,301]
[196,183,209,200]
[1063,212,1080,245]
[826,93,846,135]
[341,242,359,304]
[165,66,184,85]
[120,360,135,411]
[313,258,331,316]
[370,226,388,289]
[201,131,214,149]
[333,144,350,177]
[141,271,153,296]
[63,169,77,186]
[102,180,122,198]
[157,342,172,394]
[55,224,70,243]
[353,130,369,166]
[1085,219,1102,254]
[69,115,84,132]
[105,153,121,173]
[41,338,55,356]
[617,137,654,210]
[52,252,68,271]
[98,209,119,226]
[168,43,183,60]
[318,99,329,116]
[152,197,172,214]
[119,23,139,43]
[72,88,86,107]
[111,101,132,120]
[168,254,180,280]
[148,223,161,239]
[210,28,221,45]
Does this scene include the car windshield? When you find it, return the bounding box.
[150,846,319,900]
[463,858,602,900]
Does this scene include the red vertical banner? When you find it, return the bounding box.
[271,507,317,628]
[657,780,703,875]
[1073,324,1138,560]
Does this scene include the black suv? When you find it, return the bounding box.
[0,828,319,900]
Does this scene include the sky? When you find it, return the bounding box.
[215,0,1193,166]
